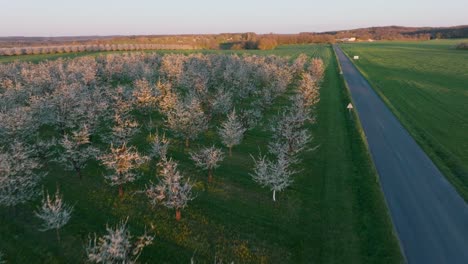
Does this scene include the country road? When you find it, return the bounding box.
[333,45,468,263]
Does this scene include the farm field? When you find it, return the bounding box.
[341,40,468,200]
[0,45,402,263]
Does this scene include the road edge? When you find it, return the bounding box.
[338,44,468,202]
[332,44,407,263]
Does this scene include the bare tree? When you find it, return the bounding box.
[55,126,99,179]
[218,109,246,156]
[0,251,5,264]
[190,146,224,182]
[0,141,44,207]
[251,151,294,202]
[99,143,147,198]
[35,188,73,243]
[145,158,194,221]
[86,218,153,264]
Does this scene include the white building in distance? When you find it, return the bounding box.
[338,37,357,42]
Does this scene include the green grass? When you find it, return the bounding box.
[0,45,402,263]
[341,40,468,201]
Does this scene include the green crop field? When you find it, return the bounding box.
[341,40,468,200]
[0,45,402,263]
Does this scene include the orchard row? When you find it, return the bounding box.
[0,52,323,262]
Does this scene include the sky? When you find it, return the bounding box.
[1,0,467,36]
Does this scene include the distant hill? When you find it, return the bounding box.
[1,25,467,51]
[319,25,468,40]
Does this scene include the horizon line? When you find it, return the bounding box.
[1,24,467,38]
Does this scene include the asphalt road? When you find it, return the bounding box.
[334,45,468,263]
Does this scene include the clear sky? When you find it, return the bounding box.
[1,0,467,36]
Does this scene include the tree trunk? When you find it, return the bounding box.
[175,209,181,221]
[72,160,82,180]
[229,146,232,157]
[118,185,124,198]
[76,167,82,180]
[56,228,61,244]
[185,138,190,148]
[273,190,276,202]
[208,169,213,183]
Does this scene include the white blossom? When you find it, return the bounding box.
[190,146,224,182]
[55,125,99,178]
[156,80,178,113]
[34,188,73,242]
[149,132,170,160]
[297,73,320,108]
[308,58,325,82]
[210,88,233,115]
[99,143,148,197]
[165,97,208,148]
[86,218,153,264]
[65,56,97,85]
[269,107,312,158]
[132,78,159,112]
[33,138,57,163]
[251,151,294,202]
[47,83,88,133]
[160,54,185,84]
[218,109,246,156]
[0,106,38,144]
[292,54,309,76]
[0,141,44,207]
[107,113,140,145]
[109,86,134,118]
[145,158,194,221]
[239,108,263,131]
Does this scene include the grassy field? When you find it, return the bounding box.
[0,45,402,263]
[341,40,468,200]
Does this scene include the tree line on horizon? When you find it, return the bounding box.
[1,25,467,54]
